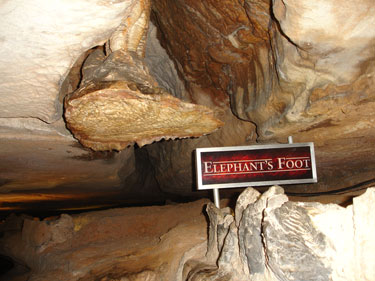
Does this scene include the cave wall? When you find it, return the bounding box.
[1,187,375,280]
[149,0,375,194]
[0,0,375,200]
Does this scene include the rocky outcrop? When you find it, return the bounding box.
[63,0,223,151]
[186,186,375,281]
[1,0,375,205]
[0,0,223,193]
[0,200,209,281]
[0,0,141,123]
[0,0,223,153]
[1,187,375,280]
[151,0,375,194]
[64,51,223,151]
[151,0,375,142]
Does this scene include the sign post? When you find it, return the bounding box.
[213,188,220,209]
[195,137,317,208]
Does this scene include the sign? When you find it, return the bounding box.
[196,143,317,190]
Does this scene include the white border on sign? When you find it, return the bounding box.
[195,142,317,190]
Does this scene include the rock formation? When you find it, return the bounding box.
[64,51,223,151]
[151,0,375,142]
[0,0,224,193]
[0,0,140,123]
[2,187,375,280]
[186,186,375,281]
[150,0,375,194]
[0,200,209,281]
[63,0,223,151]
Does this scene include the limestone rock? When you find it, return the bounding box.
[65,79,223,151]
[151,0,272,109]
[64,25,223,151]
[22,214,74,253]
[145,22,186,100]
[188,186,375,281]
[152,0,375,141]
[0,0,139,122]
[0,200,209,281]
[151,0,375,194]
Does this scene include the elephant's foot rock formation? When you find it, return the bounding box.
[63,2,223,151]
[65,80,223,151]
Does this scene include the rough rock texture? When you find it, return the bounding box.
[0,0,154,196]
[0,0,223,195]
[0,200,209,281]
[151,0,275,123]
[63,2,223,151]
[0,0,140,122]
[144,15,257,196]
[145,22,186,100]
[151,0,375,194]
[1,0,375,204]
[187,186,375,281]
[152,0,375,140]
[65,64,223,151]
[1,187,375,281]
[146,110,256,196]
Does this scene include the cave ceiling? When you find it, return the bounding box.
[0,0,375,213]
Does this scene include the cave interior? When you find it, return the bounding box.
[0,0,375,280]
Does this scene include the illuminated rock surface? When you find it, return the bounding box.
[65,74,223,151]
[64,8,223,151]
[187,186,375,281]
[0,0,140,122]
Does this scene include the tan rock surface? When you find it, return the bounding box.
[65,80,223,151]
[64,14,223,151]
[187,186,375,281]
[0,200,209,281]
[1,0,375,203]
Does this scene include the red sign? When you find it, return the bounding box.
[196,143,317,190]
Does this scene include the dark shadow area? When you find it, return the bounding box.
[0,255,13,275]
[120,144,166,202]
[0,198,167,221]
[0,255,30,281]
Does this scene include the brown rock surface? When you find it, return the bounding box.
[152,0,375,142]
[64,16,223,151]
[0,200,209,281]
[151,0,375,194]
[0,136,134,193]
[151,0,274,117]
